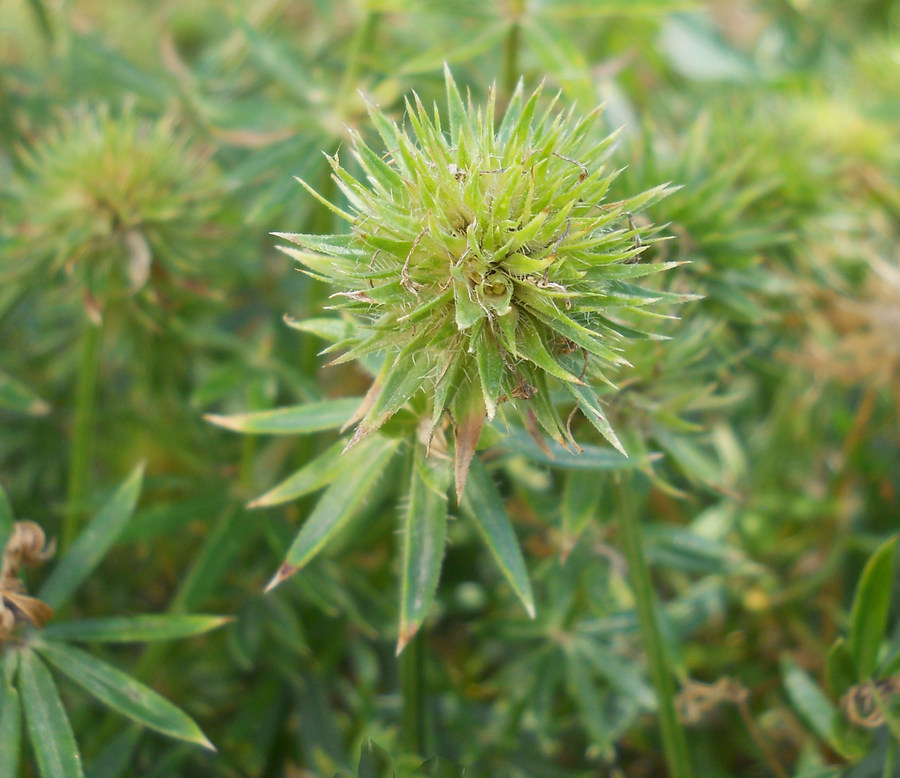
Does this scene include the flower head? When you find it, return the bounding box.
[278,68,678,493]
[6,105,219,314]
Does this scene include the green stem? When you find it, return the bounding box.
[400,630,430,756]
[64,319,103,549]
[336,10,380,118]
[616,474,693,778]
[501,0,525,99]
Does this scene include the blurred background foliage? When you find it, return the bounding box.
[0,0,899,775]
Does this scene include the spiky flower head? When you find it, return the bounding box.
[278,68,678,494]
[6,105,219,316]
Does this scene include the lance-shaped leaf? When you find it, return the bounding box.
[397,448,450,654]
[18,650,85,778]
[41,614,232,644]
[460,458,535,618]
[265,437,401,592]
[561,470,605,561]
[848,535,897,680]
[39,463,144,610]
[205,397,361,435]
[36,641,214,750]
[248,439,347,509]
[350,336,435,448]
[452,374,486,498]
[0,653,21,778]
[497,431,642,471]
[564,383,626,456]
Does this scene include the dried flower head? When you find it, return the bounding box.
[0,520,55,641]
[799,256,900,408]
[278,68,678,493]
[6,104,219,314]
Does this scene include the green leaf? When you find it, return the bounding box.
[781,657,856,759]
[169,506,253,613]
[248,439,347,508]
[397,448,450,654]
[825,638,856,699]
[0,480,13,561]
[41,615,232,644]
[848,536,897,680]
[561,470,605,559]
[36,641,214,750]
[205,398,361,435]
[0,371,50,416]
[564,648,613,758]
[18,650,85,778]
[356,340,434,441]
[84,725,140,778]
[357,738,393,778]
[266,437,401,590]
[565,383,626,455]
[0,653,21,778]
[39,464,145,610]
[497,431,641,471]
[460,458,535,618]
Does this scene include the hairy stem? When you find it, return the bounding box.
[64,319,103,549]
[616,474,693,778]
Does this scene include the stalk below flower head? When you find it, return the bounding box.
[277,67,680,495]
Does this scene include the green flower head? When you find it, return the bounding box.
[278,68,678,494]
[7,105,219,314]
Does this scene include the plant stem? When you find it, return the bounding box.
[501,0,525,99]
[336,10,380,118]
[400,629,430,756]
[64,318,103,549]
[616,473,693,778]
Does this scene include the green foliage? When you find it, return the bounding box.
[0,474,224,777]
[1,0,899,775]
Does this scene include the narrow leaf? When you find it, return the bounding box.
[0,653,21,778]
[452,379,486,498]
[497,431,640,471]
[18,650,85,778]
[397,449,450,654]
[249,439,346,508]
[561,470,605,560]
[205,397,361,435]
[848,535,897,680]
[266,437,401,591]
[781,657,855,759]
[39,464,145,610]
[41,615,232,644]
[36,641,214,750]
[460,458,535,617]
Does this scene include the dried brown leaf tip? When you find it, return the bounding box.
[0,521,55,640]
